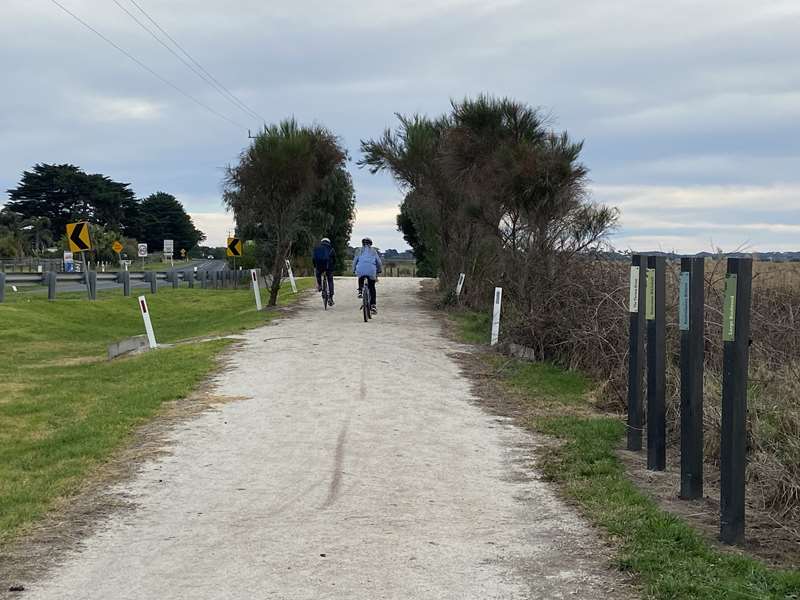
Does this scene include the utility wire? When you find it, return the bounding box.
[126,0,266,124]
[49,0,244,130]
[111,0,263,124]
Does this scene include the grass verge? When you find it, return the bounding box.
[451,311,800,600]
[0,278,312,543]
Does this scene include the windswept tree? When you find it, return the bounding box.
[361,95,617,308]
[223,119,349,305]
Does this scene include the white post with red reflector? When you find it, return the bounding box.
[251,269,262,311]
[138,295,158,349]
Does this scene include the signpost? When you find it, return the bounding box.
[163,240,174,267]
[112,240,123,268]
[138,243,148,270]
[64,251,74,273]
[285,259,297,293]
[680,257,705,500]
[250,269,262,311]
[490,287,502,346]
[627,255,647,451]
[227,237,242,270]
[66,221,92,299]
[720,258,753,545]
[138,296,158,349]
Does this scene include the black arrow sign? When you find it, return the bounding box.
[69,222,90,251]
[227,237,242,256]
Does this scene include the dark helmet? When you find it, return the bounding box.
[362,237,373,246]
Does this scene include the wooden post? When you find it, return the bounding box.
[646,255,666,471]
[627,254,647,451]
[720,257,752,545]
[680,257,705,499]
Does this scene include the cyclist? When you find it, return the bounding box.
[353,237,382,314]
[312,237,336,306]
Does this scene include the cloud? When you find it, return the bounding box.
[189,212,234,246]
[81,95,163,122]
[2,0,800,255]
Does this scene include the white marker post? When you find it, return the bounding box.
[138,295,158,349]
[455,272,466,297]
[285,259,298,293]
[490,287,502,346]
[250,269,262,311]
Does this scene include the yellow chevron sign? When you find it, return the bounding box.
[66,222,92,252]
[226,237,243,257]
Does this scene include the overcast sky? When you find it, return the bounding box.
[2,1,799,252]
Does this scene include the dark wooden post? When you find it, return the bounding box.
[627,254,647,450]
[720,257,753,545]
[680,257,705,499]
[646,255,666,471]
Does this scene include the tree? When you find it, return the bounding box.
[138,192,205,253]
[361,95,617,306]
[300,167,355,275]
[224,119,349,305]
[5,163,139,239]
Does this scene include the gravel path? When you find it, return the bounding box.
[22,278,629,599]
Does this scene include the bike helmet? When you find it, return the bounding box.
[321,237,331,244]
[362,237,373,246]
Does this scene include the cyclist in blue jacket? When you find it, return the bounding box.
[312,237,336,306]
[353,237,382,314]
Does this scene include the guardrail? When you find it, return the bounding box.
[0,268,255,303]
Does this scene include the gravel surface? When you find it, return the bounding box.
[20,277,630,600]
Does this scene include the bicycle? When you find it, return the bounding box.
[361,278,371,322]
[320,272,329,310]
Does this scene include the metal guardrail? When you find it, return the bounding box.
[2,271,184,284]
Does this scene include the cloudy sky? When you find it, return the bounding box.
[2,0,799,252]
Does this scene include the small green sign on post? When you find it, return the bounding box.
[645,268,656,320]
[723,274,737,342]
[679,272,690,331]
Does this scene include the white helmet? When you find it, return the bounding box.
[321,237,331,244]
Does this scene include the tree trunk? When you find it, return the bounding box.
[267,241,290,306]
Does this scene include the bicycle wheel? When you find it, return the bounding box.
[362,282,370,322]
[321,276,328,310]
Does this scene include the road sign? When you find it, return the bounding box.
[163,239,174,254]
[112,241,123,254]
[63,251,74,273]
[137,243,148,258]
[226,237,243,257]
[66,222,91,252]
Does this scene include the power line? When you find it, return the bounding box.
[48,0,244,130]
[111,0,264,124]
[126,0,267,124]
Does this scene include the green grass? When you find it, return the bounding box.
[503,361,800,599]
[451,310,491,344]
[449,313,800,599]
[0,278,312,542]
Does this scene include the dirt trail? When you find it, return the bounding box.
[19,278,630,599]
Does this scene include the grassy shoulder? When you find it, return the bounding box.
[451,311,800,600]
[0,278,313,543]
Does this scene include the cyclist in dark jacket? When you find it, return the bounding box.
[312,237,336,305]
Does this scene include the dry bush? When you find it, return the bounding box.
[501,256,800,520]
